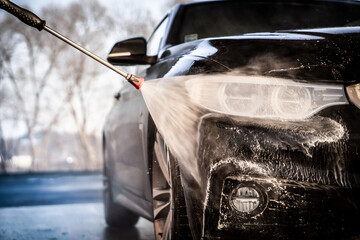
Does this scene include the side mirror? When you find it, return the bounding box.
[107,37,157,65]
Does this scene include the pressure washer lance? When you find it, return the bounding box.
[0,0,144,89]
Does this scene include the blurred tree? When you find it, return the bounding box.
[109,0,157,41]
[0,0,114,171]
[0,10,64,171]
[41,0,114,170]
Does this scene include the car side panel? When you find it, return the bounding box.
[103,84,153,218]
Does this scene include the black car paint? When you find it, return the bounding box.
[103,1,360,239]
[199,109,360,239]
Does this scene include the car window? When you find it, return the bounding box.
[147,15,169,56]
[168,1,360,45]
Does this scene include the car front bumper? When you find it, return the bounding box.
[204,166,360,240]
[184,105,360,239]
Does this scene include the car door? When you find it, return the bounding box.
[105,83,146,198]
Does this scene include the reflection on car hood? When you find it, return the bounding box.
[164,27,360,83]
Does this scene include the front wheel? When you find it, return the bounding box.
[152,132,192,240]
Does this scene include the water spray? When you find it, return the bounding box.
[0,0,144,89]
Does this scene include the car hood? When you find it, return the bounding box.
[163,27,360,84]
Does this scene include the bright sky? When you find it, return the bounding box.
[16,0,169,19]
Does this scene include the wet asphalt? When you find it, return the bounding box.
[0,172,155,240]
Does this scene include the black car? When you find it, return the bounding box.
[102,0,360,239]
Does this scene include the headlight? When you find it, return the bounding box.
[186,76,348,120]
[346,83,360,110]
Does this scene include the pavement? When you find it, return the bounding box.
[0,172,155,240]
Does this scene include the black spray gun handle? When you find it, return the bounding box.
[0,0,45,31]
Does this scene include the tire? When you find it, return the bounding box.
[152,132,192,240]
[103,167,139,227]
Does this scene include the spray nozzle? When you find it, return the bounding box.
[126,74,144,89]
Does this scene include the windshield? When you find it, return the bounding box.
[168,1,360,45]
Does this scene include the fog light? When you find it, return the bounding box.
[230,184,267,216]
